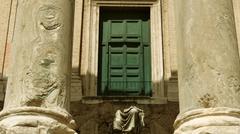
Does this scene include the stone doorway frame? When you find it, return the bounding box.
[80,0,166,104]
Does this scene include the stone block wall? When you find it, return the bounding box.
[71,101,179,134]
[0,100,178,134]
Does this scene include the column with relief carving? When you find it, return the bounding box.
[174,0,240,133]
[0,0,77,133]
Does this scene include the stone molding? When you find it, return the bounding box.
[233,0,240,57]
[0,0,12,77]
[162,0,178,81]
[80,0,166,104]
[81,96,167,104]
[0,107,76,126]
[0,107,77,133]
[174,107,240,134]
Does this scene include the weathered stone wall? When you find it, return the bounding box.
[1,0,240,104]
[0,101,178,134]
[0,0,239,134]
[71,102,178,134]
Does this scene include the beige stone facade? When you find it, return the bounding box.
[0,0,239,133]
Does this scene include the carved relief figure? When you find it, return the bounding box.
[21,5,67,108]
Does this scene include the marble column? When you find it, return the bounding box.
[174,0,240,133]
[0,0,77,133]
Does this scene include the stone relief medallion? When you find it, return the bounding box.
[38,5,62,31]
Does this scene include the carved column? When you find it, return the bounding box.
[0,0,77,133]
[174,0,240,133]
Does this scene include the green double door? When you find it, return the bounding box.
[99,8,151,96]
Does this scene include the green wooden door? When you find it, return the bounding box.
[99,8,151,96]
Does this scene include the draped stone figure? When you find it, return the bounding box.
[113,106,145,134]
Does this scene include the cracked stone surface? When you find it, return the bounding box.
[175,0,240,113]
[174,0,240,133]
[0,0,76,133]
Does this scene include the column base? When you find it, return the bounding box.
[174,107,240,134]
[0,107,77,134]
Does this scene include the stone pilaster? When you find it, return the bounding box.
[174,0,240,133]
[0,0,77,133]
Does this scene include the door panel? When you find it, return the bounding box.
[111,20,124,36]
[99,8,151,96]
[126,20,141,35]
[126,53,139,66]
[108,42,143,94]
[109,43,125,92]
